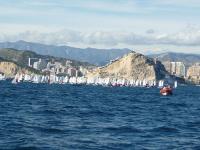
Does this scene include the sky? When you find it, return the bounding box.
[0,0,200,54]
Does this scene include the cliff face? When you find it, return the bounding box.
[0,61,35,77]
[86,51,167,81]
[0,61,19,77]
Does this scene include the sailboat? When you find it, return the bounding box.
[63,76,69,84]
[24,74,31,82]
[158,80,164,88]
[0,73,5,81]
[174,81,178,88]
[135,80,139,87]
[142,79,147,87]
[12,74,19,84]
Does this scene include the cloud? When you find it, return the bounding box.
[146,29,156,34]
[154,0,200,7]
[0,26,200,48]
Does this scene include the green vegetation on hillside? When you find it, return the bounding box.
[0,48,95,70]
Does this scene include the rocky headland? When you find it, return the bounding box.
[0,60,39,78]
[86,51,168,81]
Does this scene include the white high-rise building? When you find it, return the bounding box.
[33,59,47,70]
[170,62,186,77]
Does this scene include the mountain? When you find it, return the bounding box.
[87,51,167,81]
[0,41,131,66]
[0,48,92,68]
[149,52,200,68]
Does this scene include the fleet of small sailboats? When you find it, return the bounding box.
[1,73,178,96]
[8,73,177,88]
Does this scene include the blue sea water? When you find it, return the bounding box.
[0,81,200,150]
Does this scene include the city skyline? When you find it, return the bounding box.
[0,0,200,54]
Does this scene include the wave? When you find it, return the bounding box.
[148,126,179,134]
[104,126,142,133]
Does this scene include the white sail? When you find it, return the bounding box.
[40,75,47,83]
[32,75,42,83]
[24,74,31,82]
[18,74,24,82]
[158,80,164,87]
[77,77,87,84]
[12,74,18,84]
[12,74,20,84]
[111,78,117,86]
[63,76,69,84]
[105,77,110,85]
[0,74,5,80]
[153,80,156,86]
[174,81,178,88]
[122,79,126,86]
[87,77,95,84]
[135,80,139,86]
[69,77,77,84]
[142,79,147,86]
[49,74,56,83]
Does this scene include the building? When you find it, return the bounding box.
[170,62,186,77]
[28,58,39,67]
[66,60,72,67]
[68,67,77,77]
[54,62,62,68]
[33,59,47,70]
[187,63,200,84]
[79,66,88,76]
[187,63,200,78]
[162,61,171,73]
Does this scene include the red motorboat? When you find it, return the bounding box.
[160,86,173,96]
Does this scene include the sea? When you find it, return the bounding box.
[0,81,200,150]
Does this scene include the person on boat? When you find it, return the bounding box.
[160,85,172,95]
[167,85,171,89]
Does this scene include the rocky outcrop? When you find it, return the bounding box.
[0,61,37,78]
[86,51,167,81]
[0,61,21,77]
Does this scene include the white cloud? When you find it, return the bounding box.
[154,0,200,7]
[0,26,200,49]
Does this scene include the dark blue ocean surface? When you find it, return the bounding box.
[0,81,200,150]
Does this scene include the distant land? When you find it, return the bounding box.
[0,41,131,66]
[1,41,200,69]
[0,47,198,84]
[87,51,185,85]
[0,48,92,67]
[0,48,94,77]
[149,52,200,68]
[87,51,167,81]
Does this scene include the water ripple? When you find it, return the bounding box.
[0,81,200,149]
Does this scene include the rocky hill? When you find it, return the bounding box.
[87,51,168,81]
[0,41,131,66]
[0,60,38,77]
[0,55,41,77]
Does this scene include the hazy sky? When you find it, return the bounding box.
[0,0,200,54]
